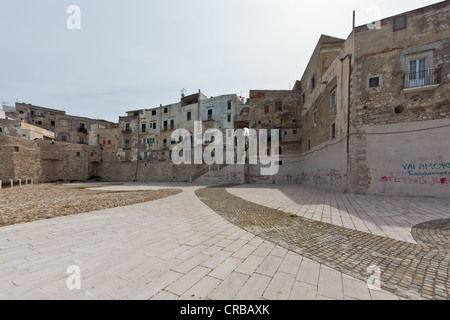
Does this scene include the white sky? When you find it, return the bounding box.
[0,0,442,122]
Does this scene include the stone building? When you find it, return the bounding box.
[7,103,115,145]
[296,1,449,197]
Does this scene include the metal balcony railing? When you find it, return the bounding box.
[403,68,442,89]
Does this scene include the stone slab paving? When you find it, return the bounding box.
[0,182,431,300]
[196,185,449,300]
[227,184,450,244]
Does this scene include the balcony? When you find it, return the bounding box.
[77,127,88,135]
[402,68,442,93]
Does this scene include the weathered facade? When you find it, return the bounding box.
[297,1,450,197]
[8,103,115,145]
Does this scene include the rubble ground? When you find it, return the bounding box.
[0,183,182,227]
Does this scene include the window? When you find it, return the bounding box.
[331,91,337,107]
[170,119,175,130]
[275,101,283,112]
[61,135,68,142]
[90,151,95,157]
[19,111,24,114]
[164,108,168,114]
[311,76,316,91]
[313,110,317,124]
[393,15,407,31]
[228,102,232,110]
[163,139,167,147]
[125,123,130,131]
[30,111,35,116]
[369,76,380,88]
[103,140,106,145]
[302,93,305,105]
[207,109,213,120]
[79,137,85,144]
[331,123,336,139]
[51,121,56,126]
[79,123,85,130]
[76,152,81,157]
[152,110,157,116]
[264,105,270,114]
[408,58,427,88]
[164,121,168,131]
[14,146,19,152]
[308,139,311,151]
[227,115,232,123]
[0,127,2,133]
[293,130,298,135]
[187,112,192,121]
[124,140,130,148]
[108,140,111,145]
[141,123,146,133]
[152,123,157,130]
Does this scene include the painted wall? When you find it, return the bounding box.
[365,119,450,197]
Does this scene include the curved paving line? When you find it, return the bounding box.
[195,185,449,300]
[412,219,450,252]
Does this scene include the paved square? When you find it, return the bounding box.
[0,183,448,300]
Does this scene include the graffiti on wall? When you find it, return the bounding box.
[380,162,450,186]
[201,171,244,183]
[301,169,344,188]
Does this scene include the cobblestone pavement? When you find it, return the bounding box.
[412,219,450,251]
[227,184,450,243]
[196,185,450,300]
[0,183,402,300]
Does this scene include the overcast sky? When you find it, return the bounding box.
[0,0,441,122]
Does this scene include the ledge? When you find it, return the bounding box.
[401,84,440,94]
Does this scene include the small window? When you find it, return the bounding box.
[141,123,146,133]
[152,123,157,130]
[124,140,130,148]
[79,123,85,129]
[164,121,168,130]
[19,111,24,114]
[90,151,95,157]
[227,115,232,123]
[311,76,316,91]
[76,152,81,157]
[187,111,192,121]
[164,108,168,114]
[14,146,19,152]
[103,140,106,145]
[170,119,175,130]
[163,139,168,147]
[293,130,298,135]
[61,135,68,142]
[30,111,35,116]
[369,77,380,88]
[393,15,407,31]
[313,110,317,124]
[264,105,270,114]
[207,109,213,120]
[125,123,130,131]
[331,123,336,139]
[275,101,283,112]
[331,91,337,107]
[51,121,56,126]
[0,127,2,133]
[228,102,232,110]
[302,93,306,105]
[308,139,311,151]
[152,110,157,116]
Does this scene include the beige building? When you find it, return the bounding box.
[7,103,115,145]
